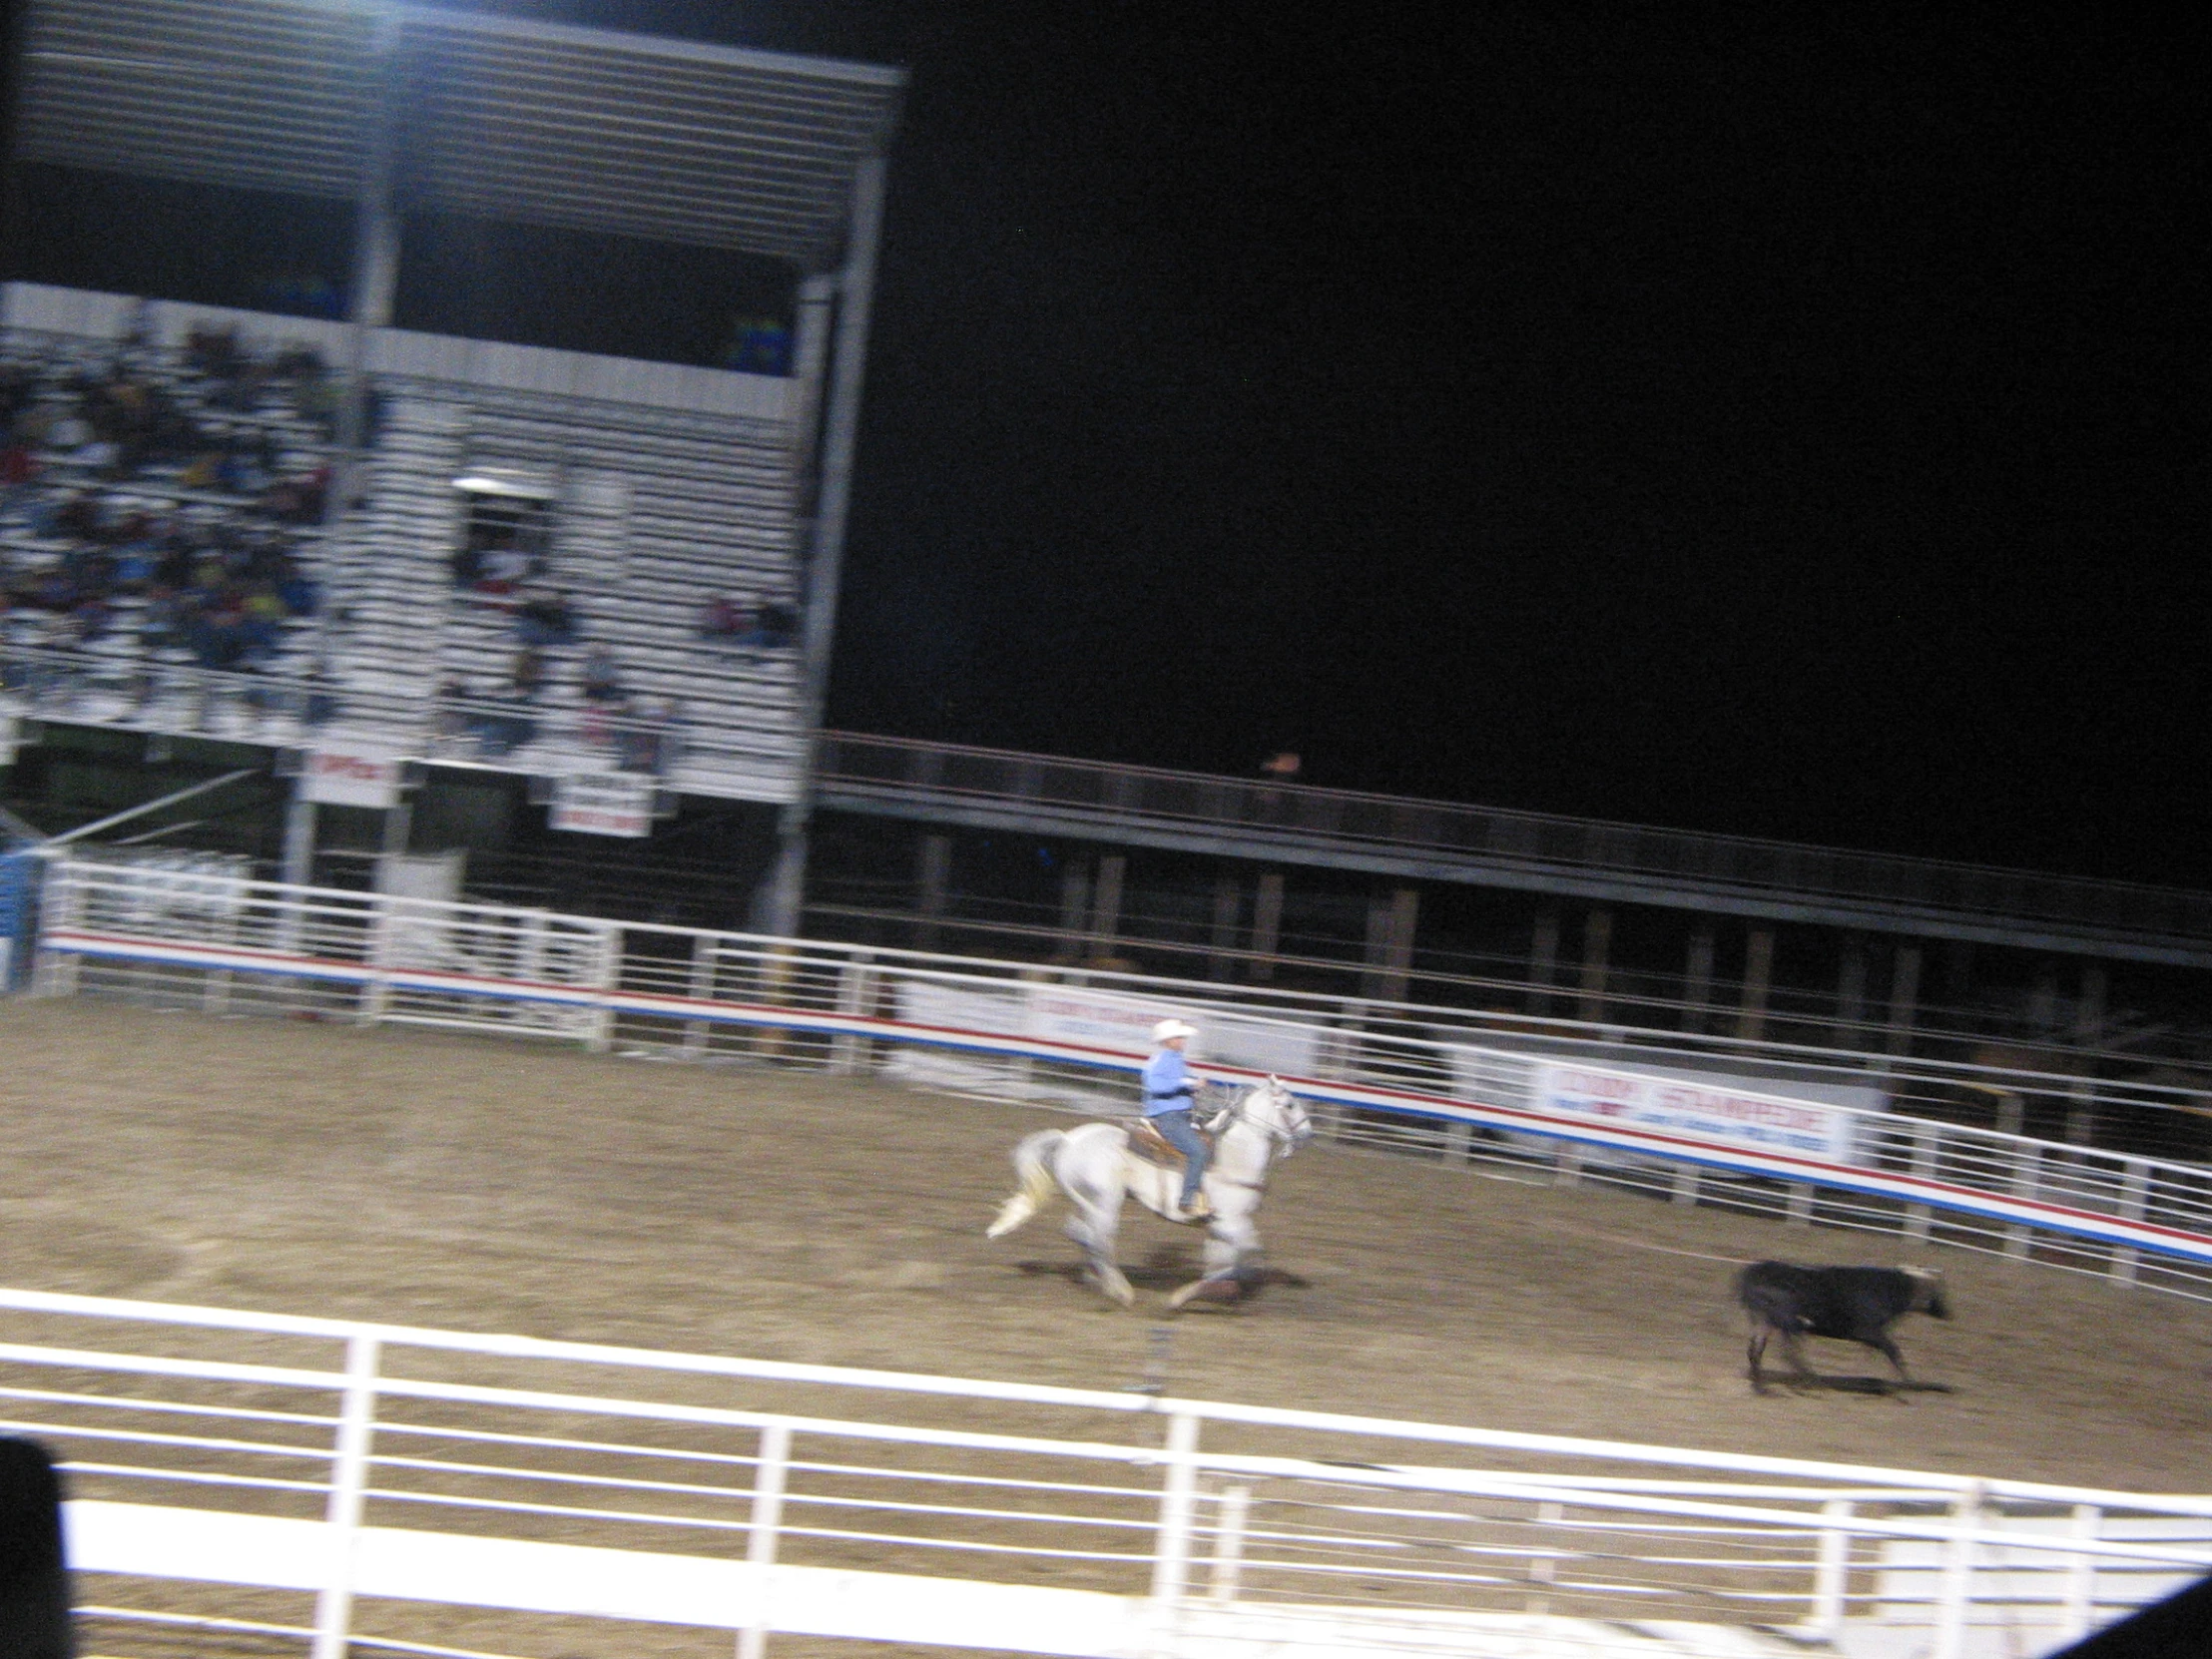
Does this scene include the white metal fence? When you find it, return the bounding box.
[5,1286,2208,1659]
[26,857,2212,1303]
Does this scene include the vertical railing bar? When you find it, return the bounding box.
[2059,1502,2101,1642]
[1148,1409,1202,1655]
[683,930,716,1055]
[1208,1481,1253,1606]
[1930,1479,1984,1659]
[308,1333,381,1659]
[1808,1497,1853,1636]
[739,1419,793,1659]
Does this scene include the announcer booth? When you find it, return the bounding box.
[6,0,904,930]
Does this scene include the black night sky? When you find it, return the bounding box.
[9,5,2207,884]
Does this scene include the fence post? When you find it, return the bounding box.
[585,919,618,1054]
[740,1420,793,1659]
[1553,1142,1584,1189]
[683,932,716,1056]
[1905,1124,1938,1243]
[1930,1480,1984,1659]
[2005,1143,2041,1260]
[2109,1161,2149,1285]
[1786,1183,1816,1226]
[358,897,393,1027]
[1807,1498,1854,1636]
[831,952,874,1075]
[1208,1481,1252,1606]
[309,1334,382,1659]
[1670,1163,1701,1207]
[32,862,82,998]
[2058,1502,2101,1643]
[1149,1409,1202,1654]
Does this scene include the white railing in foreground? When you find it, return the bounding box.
[30,858,2212,1308]
[5,1287,2209,1659]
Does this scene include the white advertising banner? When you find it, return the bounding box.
[896,978,1028,1037]
[302,746,402,809]
[1531,1062,1861,1164]
[550,773,654,837]
[1025,987,1168,1055]
[1023,986,1316,1077]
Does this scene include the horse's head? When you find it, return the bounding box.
[1250,1075,1313,1155]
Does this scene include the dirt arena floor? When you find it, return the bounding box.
[5,997,2212,1653]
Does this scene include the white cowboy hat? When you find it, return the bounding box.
[1151,1018,1198,1043]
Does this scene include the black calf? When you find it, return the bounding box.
[1736,1261,1950,1394]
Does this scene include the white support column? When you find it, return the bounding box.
[281,781,318,889]
[309,1335,382,1659]
[765,151,892,940]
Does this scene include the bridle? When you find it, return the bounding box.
[1204,1079,1312,1163]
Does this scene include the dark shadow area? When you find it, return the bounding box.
[8,164,352,316]
[1015,1249,1311,1295]
[394,211,798,369]
[1754,1373,1958,1397]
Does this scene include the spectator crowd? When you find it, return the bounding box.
[1,322,340,683]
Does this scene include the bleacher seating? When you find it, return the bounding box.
[1,284,807,803]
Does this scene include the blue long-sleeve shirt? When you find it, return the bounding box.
[1141,1048,1196,1116]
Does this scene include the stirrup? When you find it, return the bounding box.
[1178,1199,1214,1225]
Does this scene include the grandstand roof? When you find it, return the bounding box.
[15,0,905,267]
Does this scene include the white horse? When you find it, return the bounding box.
[986,1079,1313,1310]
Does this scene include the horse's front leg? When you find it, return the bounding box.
[1063,1188,1134,1308]
[1168,1208,1257,1311]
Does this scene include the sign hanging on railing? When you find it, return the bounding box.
[302,746,403,809]
[1529,1061,1862,1163]
[550,772,654,836]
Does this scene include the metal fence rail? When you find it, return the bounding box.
[6,1287,2210,1659]
[26,858,2212,1307]
[816,732,2212,952]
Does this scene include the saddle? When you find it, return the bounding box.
[1128,1117,1215,1173]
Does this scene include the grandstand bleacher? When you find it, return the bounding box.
[1,279,808,803]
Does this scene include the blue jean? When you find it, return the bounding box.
[1149,1108,1210,1208]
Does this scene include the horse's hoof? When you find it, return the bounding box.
[1169,1278,1240,1313]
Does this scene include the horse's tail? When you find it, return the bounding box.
[986,1130,1065,1239]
